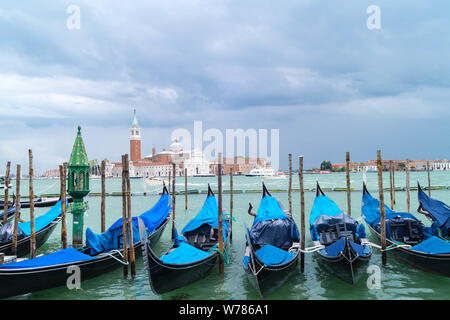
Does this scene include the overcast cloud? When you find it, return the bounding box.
[0,0,449,173]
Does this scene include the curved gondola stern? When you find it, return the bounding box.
[316,181,326,197]
[162,182,169,195]
[262,182,272,198]
[417,181,424,193]
[362,182,370,196]
[207,184,215,197]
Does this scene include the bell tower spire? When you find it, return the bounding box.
[130,109,141,161]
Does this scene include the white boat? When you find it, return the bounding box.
[145,176,167,186]
[245,167,276,177]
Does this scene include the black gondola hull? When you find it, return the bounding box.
[144,232,231,295]
[0,218,169,299]
[315,250,371,284]
[367,224,450,277]
[244,250,299,298]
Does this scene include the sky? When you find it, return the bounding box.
[1,0,450,174]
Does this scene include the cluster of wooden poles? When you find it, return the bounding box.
[285,151,433,271]
[0,150,70,264]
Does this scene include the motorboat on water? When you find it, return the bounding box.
[145,176,167,186]
[246,167,276,177]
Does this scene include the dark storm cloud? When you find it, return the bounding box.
[0,0,450,169]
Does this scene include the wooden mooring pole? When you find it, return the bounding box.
[288,153,292,217]
[3,161,10,225]
[389,161,394,210]
[168,171,171,196]
[121,155,129,278]
[29,150,36,259]
[392,163,396,207]
[60,163,68,249]
[427,161,431,197]
[299,156,305,273]
[101,160,106,233]
[125,155,136,278]
[185,168,188,210]
[346,152,351,216]
[12,164,21,256]
[229,168,233,242]
[377,150,387,266]
[171,163,176,239]
[406,159,410,213]
[217,153,224,274]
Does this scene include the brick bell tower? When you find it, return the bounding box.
[130,109,141,161]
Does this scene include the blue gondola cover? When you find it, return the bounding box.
[161,242,212,264]
[250,195,298,248]
[86,193,171,255]
[19,200,64,236]
[418,188,450,236]
[410,236,450,254]
[181,194,229,241]
[321,237,346,257]
[254,244,295,266]
[0,200,64,243]
[362,192,417,228]
[310,195,343,226]
[0,247,96,269]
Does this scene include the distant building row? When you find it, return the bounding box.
[330,159,450,172]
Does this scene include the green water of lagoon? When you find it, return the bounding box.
[6,171,450,300]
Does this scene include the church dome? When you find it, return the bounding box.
[170,139,183,153]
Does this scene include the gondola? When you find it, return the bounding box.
[0,200,63,257]
[243,183,300,298]
[0,195,73,210]
[0,195,18,225]
[310,183,372,284]
[362,183,450,277]
[140,185,231,295]
[0,185,172,299]
[417,183,450,239]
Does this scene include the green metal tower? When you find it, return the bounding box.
[67,126,90,248]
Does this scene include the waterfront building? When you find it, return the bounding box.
[111,111,212,177]
[433,159,450,171]
[210,157,271,175]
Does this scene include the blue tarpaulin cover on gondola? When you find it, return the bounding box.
[0,201,64,243]
[254,244,295,266]
[250,195,298,248]
[310,195,367,241]
[310,195,343,226]
[161,242,212,264]
[350,241,372,256]
[181,195,229,241]
[253,195,290,224]
[410,236,450,254]
[0,247,96,269]
[362,189,450,255]
[19,200,63,236]
[362,192,417,227]
[321,237,346,257]
[86,193,171,255]
[418,188,450,236]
